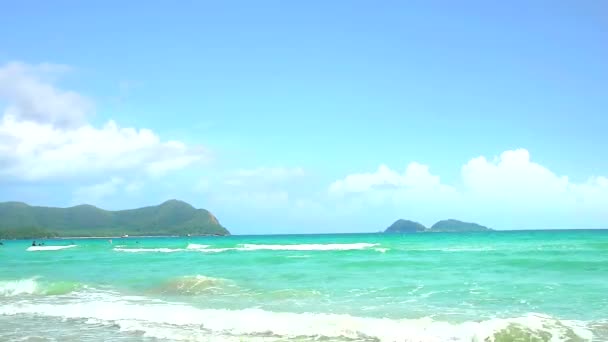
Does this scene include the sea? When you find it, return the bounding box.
[1,230,607,341]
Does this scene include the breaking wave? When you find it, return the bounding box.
[238,243,378,251]
[186,243,210,250]
[113,247,185,253]
[113,243,382,254]
[26,245,77,251]
[194,243,380,253]
[0,290,593,341]
[0,278,81,296]
[151,275,237,296]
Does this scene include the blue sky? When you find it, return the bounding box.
[1,1,607,233]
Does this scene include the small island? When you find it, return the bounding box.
[0,199,230,239]
[384,219,491,233]
[429,219,491,232]
[384,219,427,233]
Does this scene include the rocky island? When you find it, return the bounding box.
[384,219,427,233]
[384,219,491,233]
[0,199,230,239]
[429,219,491,232]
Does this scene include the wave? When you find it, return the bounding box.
[112,243,211,253]
[113,247,185,253]
[0,278,38,296]
[151,275,237,296]
[238,243,378,251]
[0,278,81,296]
[194,247,235,253]
[112,243,382,254]
[186,243,210,250]
[192,243,380,253]
[0,291,593,341]
[26,245,76,251]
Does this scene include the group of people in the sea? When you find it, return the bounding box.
[31,241,45,246]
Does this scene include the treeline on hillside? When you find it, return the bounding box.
[0,200,230,238]
[0,227,58,239]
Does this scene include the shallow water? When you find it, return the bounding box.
[1,231,607,341]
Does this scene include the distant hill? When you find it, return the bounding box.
[0,200,230,238]
[429,219,491,232]
[384,218,491,233]
[384,219,426,233]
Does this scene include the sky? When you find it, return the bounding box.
[1,1,607,233]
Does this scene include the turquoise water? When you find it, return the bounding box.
[1,231,608,341]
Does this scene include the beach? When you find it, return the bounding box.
[1,230,607,341]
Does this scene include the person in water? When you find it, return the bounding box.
[32,241,36,246]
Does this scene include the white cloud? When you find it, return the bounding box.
[460,149,608,216]
[329,149,608,228]
[329,162,446,195]
[198,167,306,212]
[328,163,458,208]
[72,177,145,205]
[73,177,126,204]
[0,62,92,127]
[0,116,205,181]
[0,61,207,182]
[461,149,570,204]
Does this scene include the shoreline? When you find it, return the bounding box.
[3,229,607,241]
[57,234,228,239]
[1,234,229,241]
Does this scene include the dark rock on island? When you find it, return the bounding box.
[0,199,230,238]
[429,219,491,232]
[384,219,427,233]
[384,218,491,233]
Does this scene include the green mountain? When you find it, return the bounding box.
[384,219,427,233]
[429,219,491,232]
[383,218,491,233]
[0,200,230,238]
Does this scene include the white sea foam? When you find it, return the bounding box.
[0,292,592,341]
[112,243,381,254]
[238,243,378,251]
[154,275,235,295]
[113,247,185,253]
[0,278,39,296]
[186,243,210,250]
[26,245,76,251]
[0,277,80,297]
[408,284,425,295]
[193,247,234,253]
[112,243,209,253]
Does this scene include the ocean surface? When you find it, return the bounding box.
[1,231,607,341]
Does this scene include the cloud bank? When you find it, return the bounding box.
[0,62,91,127]
[2,61,606,231]
[0,61,206,188]
[329,149,608,228]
